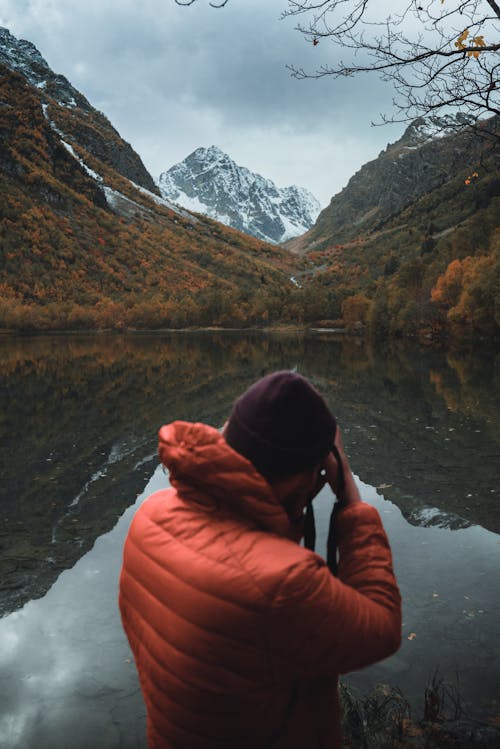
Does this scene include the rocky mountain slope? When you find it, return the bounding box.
[0,27,157,192]
[158,146,321,244]
[286,113,498,255]
[282,114,499,338]
[0,28,299,331]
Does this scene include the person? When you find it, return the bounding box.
[119,370,401,749]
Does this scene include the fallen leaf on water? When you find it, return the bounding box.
[407,632,417,641]
[432,593,439,598]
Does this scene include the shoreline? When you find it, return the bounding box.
[1,325,498,352]
[0,324,348,336]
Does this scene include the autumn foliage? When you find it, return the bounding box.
[431,233,500,330]
[0,65,304,331]
[1,62,499,341]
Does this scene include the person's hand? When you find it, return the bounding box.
[322,427,361,506]
[323,452,342,497]
[323,427,347,495]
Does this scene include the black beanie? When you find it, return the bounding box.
[224,370,337,480]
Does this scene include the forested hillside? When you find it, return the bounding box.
[0,63,302,330]
[286,118,500,340]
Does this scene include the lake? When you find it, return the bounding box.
[1,331,499,748]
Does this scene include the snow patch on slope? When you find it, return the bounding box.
[39,100,196,221]
[129,181,198,221]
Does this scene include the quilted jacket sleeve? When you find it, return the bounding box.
[268,502,401,681]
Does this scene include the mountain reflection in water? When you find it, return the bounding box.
[0,331,499,746]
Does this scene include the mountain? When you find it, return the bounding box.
[158,146,321,244]
[0,28,301,331]
[0,27,157,192]
[286,113,495,253]
[1,26,498,339]
[284,114,500,339]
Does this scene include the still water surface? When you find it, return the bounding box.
[1,332,499,748]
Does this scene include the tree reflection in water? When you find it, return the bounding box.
[0,330,499,618]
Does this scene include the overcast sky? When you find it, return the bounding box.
[0,0,405,206]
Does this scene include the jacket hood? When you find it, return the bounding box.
[158,421,293,538]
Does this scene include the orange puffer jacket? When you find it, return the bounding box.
[119,421,401,749]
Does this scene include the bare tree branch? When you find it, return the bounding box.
[174,0,499,135]
[175,0,229,6]
[485,0,500,17]
[283,0,500,133]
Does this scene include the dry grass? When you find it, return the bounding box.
[340,672,500,749]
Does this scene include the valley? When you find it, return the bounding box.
[0,26,498,342]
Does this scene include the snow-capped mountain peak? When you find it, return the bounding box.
[157,147,321,244]
[398,113,476,148]
[0,27,47,73]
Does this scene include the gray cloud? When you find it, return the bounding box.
[1,0,404,204]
